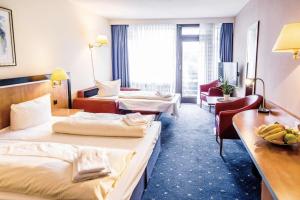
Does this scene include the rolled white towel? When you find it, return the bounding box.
[123,113,153,126]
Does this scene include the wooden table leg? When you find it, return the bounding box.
[261,181,273,200]
[209,105,211,112]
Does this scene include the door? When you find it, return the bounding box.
[177,25,201,103]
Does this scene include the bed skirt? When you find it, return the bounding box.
[130,135,161,200]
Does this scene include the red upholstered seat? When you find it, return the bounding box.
[199,80,223,107]
[215,95,263,156]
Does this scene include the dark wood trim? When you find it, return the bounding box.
[254,21,260,93]
[0,73,72,108]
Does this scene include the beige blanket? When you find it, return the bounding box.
[52,112,154,138]
[0,140,134,200]
[118,91,173,101]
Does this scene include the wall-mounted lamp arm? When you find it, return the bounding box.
[246,77,270,113]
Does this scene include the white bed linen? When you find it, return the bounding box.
[53,112,154,137]
[90,92,181,116]
[0,117,161,200]
[118,91,173,101]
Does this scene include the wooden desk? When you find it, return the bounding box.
[233,109,300,200]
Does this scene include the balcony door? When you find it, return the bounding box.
[177,25,201,103]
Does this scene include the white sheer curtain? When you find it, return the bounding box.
[198,23,221,85]
[128,24,177,92]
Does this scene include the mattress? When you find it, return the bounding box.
[90,92,181,116]
[0,117,161,200]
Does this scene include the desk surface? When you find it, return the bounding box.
[233,109,300,200]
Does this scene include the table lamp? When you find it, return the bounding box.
[273,23,300,59]
[246,78,270,113]
[89,35,108,82]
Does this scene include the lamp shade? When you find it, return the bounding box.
[51,68,69,81]
[96,35,108,46]
[273,23,300,53]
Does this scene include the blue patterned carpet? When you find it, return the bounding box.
[142,104,260,200]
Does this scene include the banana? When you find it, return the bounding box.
[259,124,285,137]
[264,130,287,141]
[257,125,267,134]
[259,127,284,138]
[271,140,285,145]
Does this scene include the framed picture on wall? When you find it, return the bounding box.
[0,7,16,66]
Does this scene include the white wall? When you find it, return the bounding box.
[0,0,112,94]
[233,0,300,117]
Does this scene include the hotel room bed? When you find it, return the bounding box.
[0,116,162,200]
[73,86,181,116]
[89,93,181,116]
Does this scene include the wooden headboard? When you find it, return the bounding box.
[0,74,71,129]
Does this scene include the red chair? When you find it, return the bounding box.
[199,80,223,107]
[215,95,263,156]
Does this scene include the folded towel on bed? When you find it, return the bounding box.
[73,169,111,183]
[123,112,150,126]
[72,149,111,183]
[76,149,109,175]
[53,112,155,137]
[0,140,135,199]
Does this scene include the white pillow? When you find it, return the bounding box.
[10,94,52,130]
[96,79,121,97]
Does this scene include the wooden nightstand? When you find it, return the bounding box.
[52,108,83,117]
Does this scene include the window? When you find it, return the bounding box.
[181,26,200,35]
[128,24,177,92]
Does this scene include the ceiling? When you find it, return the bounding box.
[72,0,249,19]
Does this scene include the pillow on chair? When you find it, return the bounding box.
[10,94,52,130]
[96,80,121,97]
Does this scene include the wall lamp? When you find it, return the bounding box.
[89,35,108,82]
[246,78,270,113]
[273,23,300,59]
[51,67,69,87]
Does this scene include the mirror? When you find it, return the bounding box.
[246,21,259,79]
[245,21,259,95]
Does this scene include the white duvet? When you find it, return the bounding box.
[52,112,154,137]
[0,140,134,200]
[118,91,173,101]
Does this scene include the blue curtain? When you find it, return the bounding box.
[219,23,234,62]
[111,25,130,87]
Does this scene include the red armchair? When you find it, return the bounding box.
[199,80,223,108]
[215,95,263,156]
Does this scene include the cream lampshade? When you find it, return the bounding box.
[51,68,69,86]
[96,35,108,46]
[89,35,108,48]
[273,23,300,59]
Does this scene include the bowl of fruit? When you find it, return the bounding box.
[256,122,300,145]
